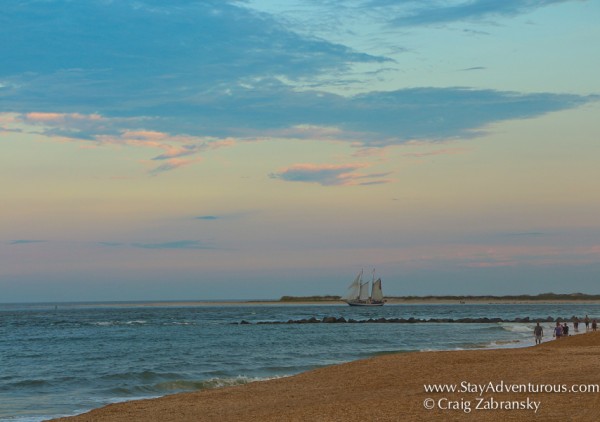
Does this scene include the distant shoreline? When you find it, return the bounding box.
[13,297,600,308]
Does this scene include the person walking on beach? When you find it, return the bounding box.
[534,322,543,345]
[593,319,597,332]
[553,322,563,339]
[563,322,569,337]
[584,315,590,331]
[573,316,579,332]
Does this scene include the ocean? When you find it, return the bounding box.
[1,302,599,421]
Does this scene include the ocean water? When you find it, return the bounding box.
[1,302,599,421]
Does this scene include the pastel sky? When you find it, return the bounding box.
[2,0,600,302]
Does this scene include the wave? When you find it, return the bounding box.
[92,320,147,326]
[419,347,467,352]
[0,379,52,392]
[100,370,182,382]
[90,320,198,327]
[498,322,536,334]
[362,350,410,358]
[107,375,287,396]
[4,417,62,422]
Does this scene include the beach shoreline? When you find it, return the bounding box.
[50,331,600,422]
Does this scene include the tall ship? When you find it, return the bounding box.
[342,269,384,306]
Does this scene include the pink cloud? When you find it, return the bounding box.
[0,113,19,124]
[24,112,103,123]
[270,163,392,186]
[11,111,239,173]
[149,157,202,175]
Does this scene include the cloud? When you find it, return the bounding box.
[460,66,486,71]
[10,112,236,173]
[2,2,594,145]
[131,240,214,250]
[1,1,385,113]
[387,0,573,27]
[9,239,46,245]
[270,163,392,186]
[1,0,596,176]
[196,216,219,220]
[149,158,201,175]
[8,86,599,175]
[273,1,578,36]
[100,240,218,249]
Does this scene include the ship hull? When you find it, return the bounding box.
[344,300,384,307]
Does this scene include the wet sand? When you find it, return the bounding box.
[51,331,600,422]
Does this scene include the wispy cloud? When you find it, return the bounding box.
[149,158,202,175]
[196,216,220,221]
[460,66,486,72]
[388,0,573,27]
[270,163,392,186]
[11,112,237,174]
[100,240,218,249]
[9,239,46,245]
[131,240,215,250]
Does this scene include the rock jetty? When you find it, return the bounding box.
[235,315,576,325]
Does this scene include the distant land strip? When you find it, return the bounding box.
[279,295,342,302]
[279,292,600,302]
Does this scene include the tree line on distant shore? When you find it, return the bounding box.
[279,295,342,302]
[279,292,600,302]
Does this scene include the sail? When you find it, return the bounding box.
[359,281,370,301]
[343,270,362,301]
[371,278,384,302]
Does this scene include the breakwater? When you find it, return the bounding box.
[236,315,579,325]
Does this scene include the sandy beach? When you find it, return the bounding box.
[51,331,600,422]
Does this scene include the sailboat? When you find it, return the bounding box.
[342,269,385,306]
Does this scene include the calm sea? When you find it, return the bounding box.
[1,302,599,421]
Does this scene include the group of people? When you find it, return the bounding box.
[533,314,598,345]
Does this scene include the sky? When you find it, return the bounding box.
[2,0,600,302]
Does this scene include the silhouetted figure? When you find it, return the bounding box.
[534,322,543,345]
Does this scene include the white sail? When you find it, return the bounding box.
[343,270,362,301]
[359,281,370,301]
[342,269,385,306]
[371,278,384,302]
